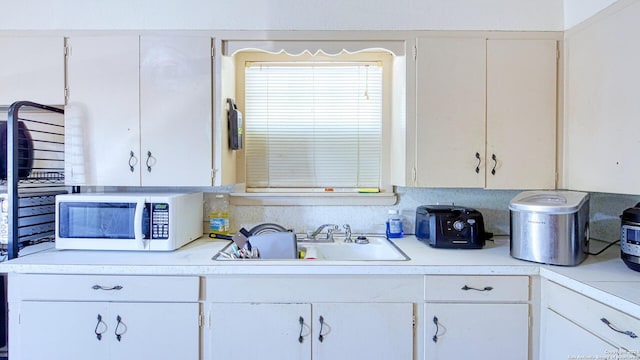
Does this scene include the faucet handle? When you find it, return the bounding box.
[343,224,353,243]
[326,227,335,241]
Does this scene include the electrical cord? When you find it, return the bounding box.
[487,234,619,256]
[588,238,620,256]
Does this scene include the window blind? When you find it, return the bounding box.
[244,62,382,190]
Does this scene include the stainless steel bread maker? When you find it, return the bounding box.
[509,191,589,266]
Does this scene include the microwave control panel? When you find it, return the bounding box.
[150,203,170,239]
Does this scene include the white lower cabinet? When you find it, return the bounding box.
[424,275,531,360]
[18,301,199,360]
[205,275,422,360]
[7,274,201,360]
[543,308,618,359]
[210,302,413,360]
[541,280,640,359]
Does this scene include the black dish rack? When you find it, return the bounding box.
[2,101,70,260]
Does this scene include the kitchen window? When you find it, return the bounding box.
[244,60,382,190]
[228,41,404,205]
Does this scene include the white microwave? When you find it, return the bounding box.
[55,192,203,251]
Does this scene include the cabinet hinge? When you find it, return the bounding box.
[412,45,417,61]
[199,313,204,327]
[411,167,417,185]
[211,45,215,59]
[64,45,71,57]
[412,315,416,327]
[64,87,69,103]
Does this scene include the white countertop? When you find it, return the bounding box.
[0,236,540,275]
[2,235,639,316]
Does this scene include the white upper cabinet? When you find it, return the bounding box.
[563,1,640,195]
[65,35,213,187]
[415,37,486,188]
[414,36,557,189]
[139,36,213,186]
[65,36,140,186]
[0,36,65,105]
[486,39,557,190]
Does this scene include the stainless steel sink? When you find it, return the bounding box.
[212,235,409,261]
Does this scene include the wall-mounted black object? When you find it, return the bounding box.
[227,98,243,150]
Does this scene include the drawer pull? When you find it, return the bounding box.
[92,285,123,291]
[461,285,493,292]
[601,318,638,339]
[94,314,107,341]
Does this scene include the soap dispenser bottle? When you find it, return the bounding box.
[386,209,404,239]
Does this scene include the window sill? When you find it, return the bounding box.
[229,192,397,206]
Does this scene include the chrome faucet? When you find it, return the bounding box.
[308,224,339,242]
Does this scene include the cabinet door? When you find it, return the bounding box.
[110,302,200,360]
[425,303,528,360]
[65,36,140,186]
[563,2,640,194]
[415,37,486,188]
[140,36,213,186]
[486,39,557,189]
[0,37,65,105]
[209,303,312,360]
[542,308,619,360]
[18,301,110,360]
[313,302,413,360]
[17,301,199,360]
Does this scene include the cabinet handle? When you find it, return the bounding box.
[114,315,127,342]
[432,316,441,343]
[491,154,497,175]
[461,285,493,292]
[94,314,107,341]
[318,315,329,343]
[146,151,156,172]
[475,152,481,174]
[92,285,123,291]
[601,318,638,339]
[128,151,137,173]
[298,316,305,343]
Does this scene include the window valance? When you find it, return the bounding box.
[222,40,406,56]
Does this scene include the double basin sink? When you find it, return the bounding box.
[213,234,409,261]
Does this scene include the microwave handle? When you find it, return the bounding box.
[135,200,145,249]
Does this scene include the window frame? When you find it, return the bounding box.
[229,48,398,206]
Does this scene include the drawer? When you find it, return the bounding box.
[546,281,640,352]
[207,275,423,302]
[425,275,529,302]
[11,274,200,302]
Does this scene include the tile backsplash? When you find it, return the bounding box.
[205,187,640,243]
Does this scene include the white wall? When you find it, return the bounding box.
[564,0,619,29]
[0,0,563,31]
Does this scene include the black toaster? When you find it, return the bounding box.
[415,205,493,249]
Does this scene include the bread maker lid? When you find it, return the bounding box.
[508,191,589,214]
